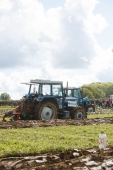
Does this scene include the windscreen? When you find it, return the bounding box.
[74,89,81,98]
[52,84,63,96]
[30,84,39,93]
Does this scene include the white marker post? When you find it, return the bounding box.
[98,131,106,157]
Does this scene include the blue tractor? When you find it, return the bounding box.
[64,87,95,114]
[18,79,86,120]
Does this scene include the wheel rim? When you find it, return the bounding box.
[76,111,83,119]
[41,107,53,120]
[87,107,94,112]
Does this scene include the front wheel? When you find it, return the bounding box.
[71,108,86,120]
[34,101,58,120]
[85,104,95,112]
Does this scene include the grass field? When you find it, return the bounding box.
[0,106,13,110]
[88,113,113,119]
[0,106,113,158]
[0,119,113,158]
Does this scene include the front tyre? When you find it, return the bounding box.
[85,104,95,112]
[34,101,58,120]
[71,108,86,120]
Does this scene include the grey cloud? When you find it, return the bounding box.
[0,0,96,70]
[0,40,41,69]
[50,16,95,69]
[0,42,22,68]
[97,69,113,82]
[39,33,52,43]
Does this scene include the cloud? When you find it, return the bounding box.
[0,0,104,70]
[42,0,108,69]
[50,17,95,69]
[97,68,113,82]
[64,0,108,34]
[0,0,45,68]
[0,0,111,99]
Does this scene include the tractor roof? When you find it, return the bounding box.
[30,79,63,84]
[21,82,38,85]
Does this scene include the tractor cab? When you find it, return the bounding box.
[64,87,95,112]
[22,79,64,111]
[64,87,83,110]
[64,87,82,98]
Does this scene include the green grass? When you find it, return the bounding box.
[0,124,112,158]
[0,106,13,110]
[88,113,113,119]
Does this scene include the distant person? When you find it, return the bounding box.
[11,102,15,107]
[112,99,113,108]
[15,102,18,107]
[12,101,18,107]
[98,99,102,107]
[94,100,96,105]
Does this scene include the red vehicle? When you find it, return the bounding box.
[104,95,113,108]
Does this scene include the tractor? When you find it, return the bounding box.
[63,87,95,113]
[8,79,86,120]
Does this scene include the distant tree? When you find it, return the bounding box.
[82,82,113,99]
[0,93,11,100]
[81,86,94,99]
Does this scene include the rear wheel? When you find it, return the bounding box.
[34,101,58,120]
[71,108,86,119]
[85,104,95,112]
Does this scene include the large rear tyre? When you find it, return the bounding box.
[85,104,95,112]
[71,108,86,120]
[34,101,58,120]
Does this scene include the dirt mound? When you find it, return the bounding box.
[1,147,113,170]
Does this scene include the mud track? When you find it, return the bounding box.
[0,117,113,129]
[1,146,113,170]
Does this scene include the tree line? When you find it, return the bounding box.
[81,82,113,99]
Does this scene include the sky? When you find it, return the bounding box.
[0,0,113,100]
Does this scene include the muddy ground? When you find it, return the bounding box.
[0,117,113,129]
[0,108,113,170]
[0,107,113,129]
[1,147,113,170]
